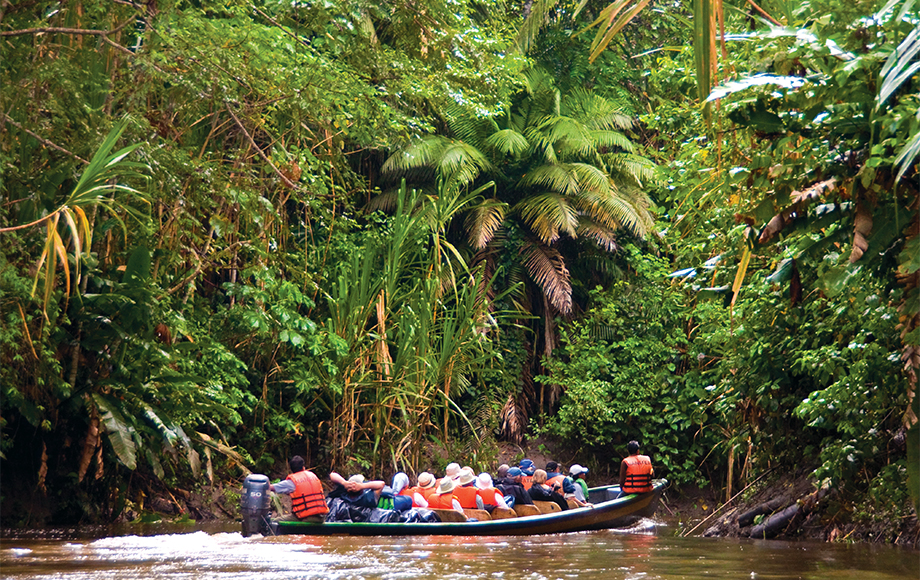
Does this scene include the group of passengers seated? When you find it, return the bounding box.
[275,457,594,524]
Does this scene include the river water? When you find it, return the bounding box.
[2,520,917,579]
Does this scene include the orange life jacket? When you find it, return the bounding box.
[622,455,653,493]
[546,475,566,489]
[453,484,479,509]
[427,493,458,509]
[521,475,534,490]
[419,486,438,502]
[287,470,329,519]
[477,487,504,506]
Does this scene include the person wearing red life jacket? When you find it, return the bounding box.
[619,440,654,495]
[269,455,329,522]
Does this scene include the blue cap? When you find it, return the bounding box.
[508,467,523,477]
[519,459,534,469]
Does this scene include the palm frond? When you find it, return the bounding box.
[465,198,508,250]
[483,128,530,157]
[589,129,636,153]
[606,152,659,187]
[573,186,652,239]
[383,136,449,174]
[563,88,634,130]
[519,239,572,314]
[519,163,610,196]
[516,0,560,53]
[515,192,579,243]
[576,218,620,252]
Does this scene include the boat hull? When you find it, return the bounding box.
[269,480,667,536]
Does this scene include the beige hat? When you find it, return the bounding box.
[348,474,365,484]
[437,477,456,495]
[458,471,477,486]
[477,473,494,488]
[417,472,435,488]
[444,463,461,478]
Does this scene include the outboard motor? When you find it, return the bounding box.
[241,474,271,537]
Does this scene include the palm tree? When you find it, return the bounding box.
[381,68,657,439]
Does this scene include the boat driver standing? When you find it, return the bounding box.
[269,455,329,522]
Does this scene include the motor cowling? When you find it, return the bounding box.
[241,474,271,537]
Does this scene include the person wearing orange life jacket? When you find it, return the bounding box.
[475,473,509,512]
[618,440,654,496]
[269,455,329,522]
[427,477,463,512]
[545,461,576,495]
[453,471,484,509]
[416,472,439,503]
[518,459,536,490]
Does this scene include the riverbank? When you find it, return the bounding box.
[3,441,917,548]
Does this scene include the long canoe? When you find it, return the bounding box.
[266,480,667,536]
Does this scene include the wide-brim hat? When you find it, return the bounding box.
[477,473,493,488]
[418,472,435,488]
[458,471,476,486]
[570,464,589,476]
[438,477,456,494]
[444,462,461,478]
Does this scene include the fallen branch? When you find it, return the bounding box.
[680,468,775,537]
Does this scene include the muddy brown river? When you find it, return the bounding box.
[2,520,918,579]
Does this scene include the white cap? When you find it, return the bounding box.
[570,464,589,476]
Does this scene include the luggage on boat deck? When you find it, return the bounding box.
[241,474,271,537]
[368,508,401,523]
[533,501,561,514]
[512,504,541,517]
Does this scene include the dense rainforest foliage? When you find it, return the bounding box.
[1,0,917,537]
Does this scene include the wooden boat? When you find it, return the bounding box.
[265,480,667,536]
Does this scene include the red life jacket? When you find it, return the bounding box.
[427,493,458,509]
[477,487,504,506]
[453,484,479,509]
[287,470,329,519]
[622,455,653,493]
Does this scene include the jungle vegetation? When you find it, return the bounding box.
[1,0,917,536]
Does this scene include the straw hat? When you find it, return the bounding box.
[417,472,435,489]
[437,477,456,495]
[458,471,477,486]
